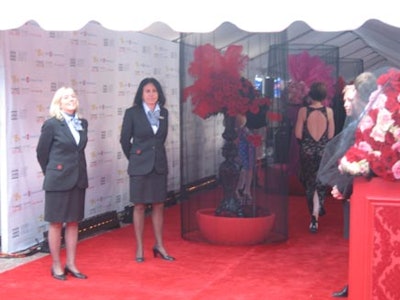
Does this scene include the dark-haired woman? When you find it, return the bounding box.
[120,78,175,263]
[295,82,335,233]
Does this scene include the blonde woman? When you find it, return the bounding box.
[36,87,89,280]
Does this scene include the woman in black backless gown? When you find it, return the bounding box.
[295,82,335,233]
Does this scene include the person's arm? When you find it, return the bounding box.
[120,109,133,160]
[36,120,54,174]
[331,185,344,199]
[294,107,305,140]
[327,107,335,139]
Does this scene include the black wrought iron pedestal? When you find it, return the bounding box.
[215,114,244,217]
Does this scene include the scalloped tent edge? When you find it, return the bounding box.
[1,0,399,32]
[1,0,400,76]
[2,16,400,79]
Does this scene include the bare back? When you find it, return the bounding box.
[306,109,328,142]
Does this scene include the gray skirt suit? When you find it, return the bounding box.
[120,105,168,204]
[36,116,89,222]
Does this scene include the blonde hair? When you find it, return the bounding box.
[342,84,356,99]
[49,87,80,120]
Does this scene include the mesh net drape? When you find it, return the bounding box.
[179,27,290,244]
[339,58,364,82]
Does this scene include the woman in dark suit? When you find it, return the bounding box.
[36,87,89,280]
[120,77,174,263]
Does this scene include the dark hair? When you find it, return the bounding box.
[308,82,327,101]
[133,77,166,106]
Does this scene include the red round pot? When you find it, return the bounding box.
[196,208,275,245]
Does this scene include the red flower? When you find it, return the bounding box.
[183,44,270,119]
[246,134,262,147]
[266,111,283,122]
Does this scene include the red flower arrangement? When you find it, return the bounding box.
[183,44,270,119]
[339,68,400,180]
[246,133,262,148]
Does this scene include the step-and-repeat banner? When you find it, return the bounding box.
[0,21,180,253]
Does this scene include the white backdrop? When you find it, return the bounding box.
[0,21,180,253]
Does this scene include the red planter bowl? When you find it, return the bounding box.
[196,208,275,245]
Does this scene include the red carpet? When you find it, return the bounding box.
[0,192,348,300]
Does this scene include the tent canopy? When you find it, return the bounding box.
[2,0,400,76]
[1,0,398,32]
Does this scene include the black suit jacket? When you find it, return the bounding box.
[36,117,89,191]
[120,105,168,176]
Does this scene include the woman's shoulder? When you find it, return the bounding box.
[325,106,334,114]
[43,116,61,125]
[297,106,307,116]
[297,106,307,112]
[124,105,142,115]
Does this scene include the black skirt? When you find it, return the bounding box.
[129,169,167,204]
[44,186,85,222]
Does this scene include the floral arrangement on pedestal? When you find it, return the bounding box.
[183,43,276,217]
[183,43,275,119]
[339,68,400,180]
[286,51,336,106]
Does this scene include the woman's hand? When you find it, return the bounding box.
[331,185,344,200]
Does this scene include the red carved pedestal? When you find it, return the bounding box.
[349,177,400,300]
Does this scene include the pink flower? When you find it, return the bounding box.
[357,141,373,153]
[370,108,394,142]
[391,126,400,140]
[392,141,400,152]
[392,160,400,179]
[288,51,335,106]
[370,88,387,110]
[358,115,374,132]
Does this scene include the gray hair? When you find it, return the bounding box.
[354,72,377,103]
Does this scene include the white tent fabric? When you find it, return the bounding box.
[0,0,398,32]
[1,0,400,75]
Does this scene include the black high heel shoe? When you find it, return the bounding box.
[332,285,348,297]
[51,268,66,281]
[64,266,88,279]
[136,249,144,263]
[135,257,145,263]
[152,247,175,261]
[309,216,318,233]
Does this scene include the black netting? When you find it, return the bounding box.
[180,32,290,244]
